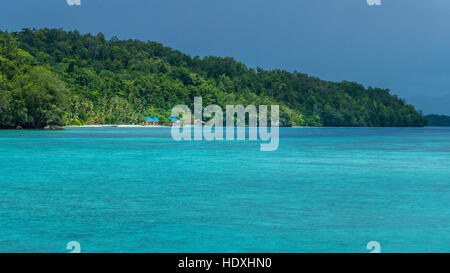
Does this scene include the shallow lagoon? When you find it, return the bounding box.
[0,127,449,252]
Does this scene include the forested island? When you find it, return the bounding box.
[0,28,427,129]
[425,115,450,126]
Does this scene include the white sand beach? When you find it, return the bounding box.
[65,124,172,128]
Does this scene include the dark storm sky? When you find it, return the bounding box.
[1,0,449,114]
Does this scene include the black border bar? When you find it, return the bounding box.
[0,253,446,272]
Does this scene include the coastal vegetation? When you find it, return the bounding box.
[0,28,427,129]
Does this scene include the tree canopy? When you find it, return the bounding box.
[0,28,427,128]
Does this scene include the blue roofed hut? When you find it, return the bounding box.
[145,116,159,126]
[169,117,181,126]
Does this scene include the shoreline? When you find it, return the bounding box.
[1,125,436,130]
[65,124,172,128]
[64,125,432,129]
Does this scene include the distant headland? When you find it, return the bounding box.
[426,115,450,127]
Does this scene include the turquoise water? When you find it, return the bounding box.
[0,127,449,253]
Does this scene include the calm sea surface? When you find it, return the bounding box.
[0,127,449,253]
